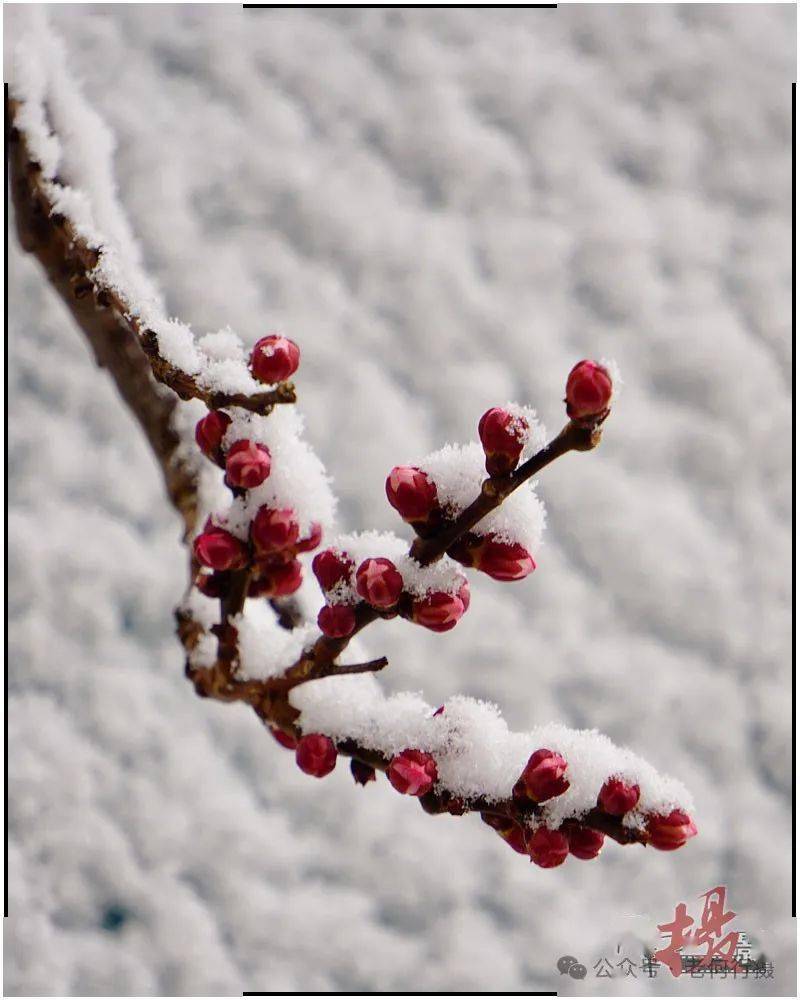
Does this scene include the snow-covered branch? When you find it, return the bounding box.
[8,12,696,872]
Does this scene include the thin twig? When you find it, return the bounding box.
[411,420,602,565]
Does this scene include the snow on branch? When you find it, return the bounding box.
[8,11,696,872]
[7,10,294,416]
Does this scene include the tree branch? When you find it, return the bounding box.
[7,103,199,534]
[8,79,685,865]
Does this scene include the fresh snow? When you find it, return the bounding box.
[292,676,692,827]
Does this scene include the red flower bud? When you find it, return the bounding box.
[224,439,272,489]
[312,549,354,592]
[478,407,529,476]
[296,522,323,553]
[433,705,445,717]
[528,827,570,868]
[269,559,303,596]
[481,814,530,855]
[477,538,535,582]
[387,749,438,796]
[252,506,300,554]
[250,334,301,384]
[350,759,377,786]
[385,466,438,522]
[410,591,466,632]
[565,360,613,422]
[647,809,698,851]
[480,812,509,832]
[249,555,294,596]
[195,410,231,462]
[514,749,570,803]
[355,558,403,610]
[598,777,640,816]
[567,825,605,860]
[269,726,297,750]
[193,527,248,571]
[295,733,337,778]
[317,603,357,638]
[502,824,530,854]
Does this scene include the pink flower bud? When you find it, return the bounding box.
[252,506,300,554]
[295,733,337,778]
[514,748,570,803]
[481,814,530,855]
[567,826,605,860]
[193,527,248,571]
[224,439,272,489]
[350,759,376,786]
[385,466,438,522]
[296,522,323,553]
[195,410,231,462]
[528,827,570,868]
[269,726,297,750]
[598,777,640,816]
[387,749,438,796]
[476,537,536,582]
[565,360,613,422]
[478,407,529,476]
[312,549,354,592]
[250,334,301,384]
[317,603,357,638]
[410,591,466,632]
[433,705,445,717]
[355,557,403,610]
[457,578,471,612]
[647,809,698,851]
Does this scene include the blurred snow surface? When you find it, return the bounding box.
[5,4,794,995]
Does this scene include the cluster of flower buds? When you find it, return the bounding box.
[481,813,604,867]
[193,510,321,600]
[488,750,697,865]
[564,359,613,425]
[448,532,535,582]
[191,334,327,601]
[385,463,536,583]
[247,515,321,599]
[270,724,438,796]
[312,547,470,637]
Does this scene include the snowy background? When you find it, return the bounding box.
[5,4,795,995]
